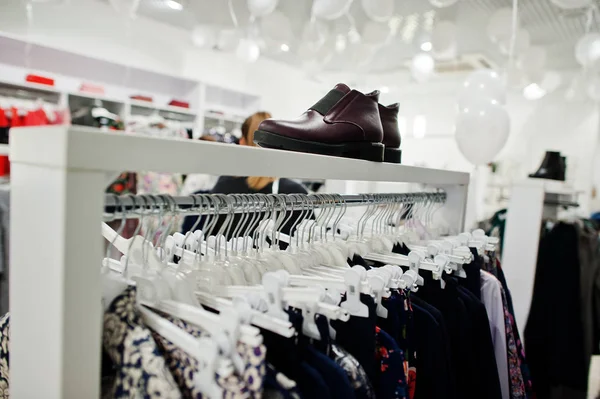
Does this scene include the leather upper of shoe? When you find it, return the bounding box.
[378,103,401,149]
[257,83,384,144]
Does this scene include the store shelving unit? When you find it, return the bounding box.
[9,125,469,398]
[501,179,581,336]
[0,34,259,138]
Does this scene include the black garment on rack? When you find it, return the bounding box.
[455,283,502,399]
[260,308,331,399]
[525,222,588,399]
[460,248,482,300]
[331,294,378,384]
[411,301,455,399]
[414,271,500,399]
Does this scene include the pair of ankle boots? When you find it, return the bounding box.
[253,83,402,163]
[529,151,567,181]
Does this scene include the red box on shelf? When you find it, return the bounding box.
[25,74,55,87]
[168,100,190,109]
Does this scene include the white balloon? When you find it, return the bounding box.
[362,20,391,44]
[261,11,293,43]
[455,99,510,165]
[236,38,260,63]
[312,0,353,20]
[550,0,592,9]
[191,25,215,49]
[588,76,600,102]
[361,0,394,22]
[411,53,435,82]
[518,46,547,73]
[247,0,278,17]
[487,8,513,43]
[498,28,531,55]
[575,33,600,67]
[458,70,506,105]
[429,0,458,7]
[431,21,457,54]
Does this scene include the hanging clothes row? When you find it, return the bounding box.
[0,192,529,399]
[525,220,600,399]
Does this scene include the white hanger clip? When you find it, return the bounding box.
[193,338,224,399]
[340,266,369,318]
[262,272,288,321]
[368,275,388,318]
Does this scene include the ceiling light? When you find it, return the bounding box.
[280,43,290,52]
[380,86,390,93]
[420,42,432,51]
[165,0,183,10]
[523,83,547,100]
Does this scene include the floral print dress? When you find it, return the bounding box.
[150,310,267,399]
[103,286,182,398]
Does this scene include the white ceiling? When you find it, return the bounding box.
[129,0,599,73]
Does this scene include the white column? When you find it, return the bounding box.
[10,163,105,398]
[501,180,545,337]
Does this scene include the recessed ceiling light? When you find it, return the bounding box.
[380,86,390,93]
[523,83,546,100]
[420,41,432,51]
[165,0,183,10]
[280,43,290,52]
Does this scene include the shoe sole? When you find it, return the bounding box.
[384,147,402,164]
[254,130,384,162]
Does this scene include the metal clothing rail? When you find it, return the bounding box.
[103,192,447,218]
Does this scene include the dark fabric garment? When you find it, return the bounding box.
[260,308,333,399]
[374,326,407,399]
[392,243,410,256]
[348,254,371,269]
[332,294,378,384]
[181,177,309,242]
[305,346,356,399]
[297,362,332,399]
[461,248,482,300]
[411,302,455,399]
[577,223,600,364]
[525,222,588,398]
[330,344,376,399]
[411,295,458,399]
[456,284,502,399]
[414,271,478,399]
[378,292,403,344]
[264,363,303,399]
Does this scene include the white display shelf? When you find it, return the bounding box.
[11,126,469,185]
[130,99,197,116]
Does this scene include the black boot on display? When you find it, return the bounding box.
[528,151,565,181]
[558,156,567,181]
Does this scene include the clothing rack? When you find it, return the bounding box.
[8,125,470,399]
[103,192,447,218]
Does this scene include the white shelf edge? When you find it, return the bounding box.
[0,144,8,155]
[11,126,469,185]
[130,100,197,116]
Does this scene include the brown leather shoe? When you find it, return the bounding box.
[253,83,384,162]
[379,103,402,163]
